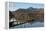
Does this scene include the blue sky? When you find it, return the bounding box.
[9,2,44,11]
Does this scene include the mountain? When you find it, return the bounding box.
[9,7,44,22]
[15,7,34,13]
[14,7,44,13]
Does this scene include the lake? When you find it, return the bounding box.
[10,21,44,29]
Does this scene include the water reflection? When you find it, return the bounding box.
[10,21,44,28]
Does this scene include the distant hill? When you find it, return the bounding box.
[15,7,44,13]
[9,7,44,22]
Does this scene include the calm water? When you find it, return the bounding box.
[10,18,44,29]
[10,22,44,29]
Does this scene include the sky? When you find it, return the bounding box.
[9,2,44,11]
